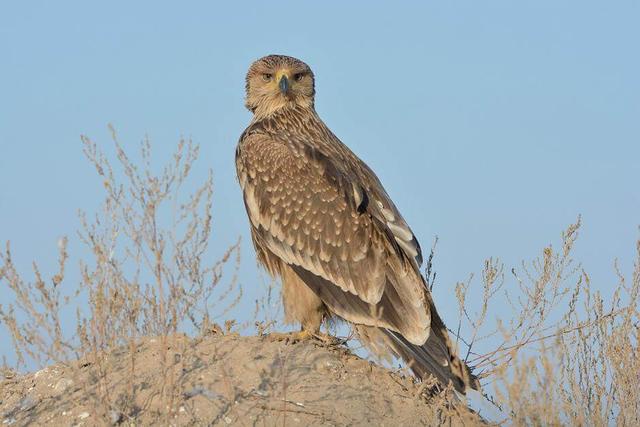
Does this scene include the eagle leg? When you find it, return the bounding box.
[280,262,327,333]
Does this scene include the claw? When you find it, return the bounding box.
[265,330,347,347]
[311,332,347,347]
[266,330,314,344]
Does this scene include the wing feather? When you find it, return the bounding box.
[237,131,387,304]
[236,89,477,392]
[237,129,431,343]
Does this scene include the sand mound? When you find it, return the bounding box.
[1,333,481,426]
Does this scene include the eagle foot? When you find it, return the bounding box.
[265,330,346,347]
[266,330,314,344]
[310,331,347,347]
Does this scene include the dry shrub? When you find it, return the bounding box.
[449,218,640,425]
[1,129,639,424]
[0,126,241,423]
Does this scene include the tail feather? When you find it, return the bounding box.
[385,329,479,394]
[356,325,480,394]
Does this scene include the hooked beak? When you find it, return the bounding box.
[279,75,290,95]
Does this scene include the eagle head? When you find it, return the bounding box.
[245,54,315,117]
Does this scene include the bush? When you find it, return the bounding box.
[1,130,638,424]
[1,127,241,422]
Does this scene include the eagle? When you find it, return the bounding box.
[235,54,478,393]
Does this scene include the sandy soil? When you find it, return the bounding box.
[0,333,482,426]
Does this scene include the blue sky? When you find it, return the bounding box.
[1,1,639,366]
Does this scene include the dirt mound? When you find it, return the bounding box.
[1,334,481,426]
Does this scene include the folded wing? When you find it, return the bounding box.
[236,130,431,344]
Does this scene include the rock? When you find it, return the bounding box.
[54,378,73,393]
[109,410,123,425]
[18,396,37,412]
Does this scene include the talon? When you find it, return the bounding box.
[311,332,347,347]
[266,330,314,344]
[265,330,346,346]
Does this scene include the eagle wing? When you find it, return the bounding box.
[236,129,432,344]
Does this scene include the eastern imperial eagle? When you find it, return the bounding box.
[235,55,478,393]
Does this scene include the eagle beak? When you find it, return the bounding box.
[279,75,290,95]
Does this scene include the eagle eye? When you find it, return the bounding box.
[294,73,304,82]
[262,73,273,82]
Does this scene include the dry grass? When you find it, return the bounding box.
[446,218,640,425]
[1,127,242,423]
[1,131,638,425]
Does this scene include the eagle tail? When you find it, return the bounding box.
[383,329,480,394]
[355,324,479,394]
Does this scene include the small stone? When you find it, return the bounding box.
[1,370,16,380]
[183,387,220,400]
[324,359,342,371]
[54,378,73,392]
[19,396,37,411]
[109,410,123,425]
[78,412,90,419]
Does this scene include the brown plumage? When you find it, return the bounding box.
[235,54,479,393]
